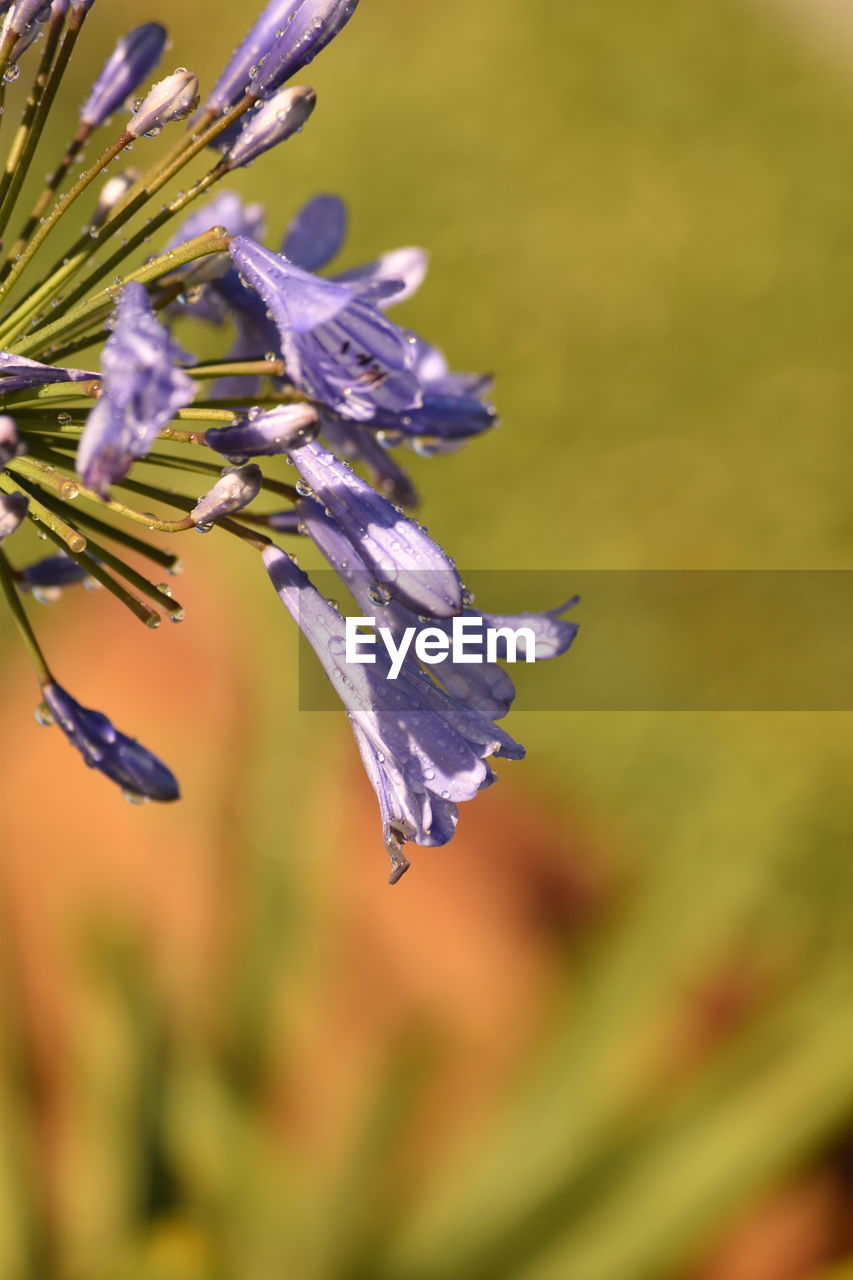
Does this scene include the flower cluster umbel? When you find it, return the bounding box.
[0,0,577,882]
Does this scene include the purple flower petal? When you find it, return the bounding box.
[282,193,347,272]
[262,544,521,879]
[76,282,194,495]
[229,235,421,420]
[333,246,428,309]
[287,438,462,616]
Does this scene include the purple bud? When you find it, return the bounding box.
[18,551,89,590]
[249,0,359,99]
[79,24,167,129]
[41,682,180,802]
[206,403,318,458]
[2,0,49,39]
[224,85,316,169]
[90,170,140,229]
[127,69,199,139]
[0,415,22,465]
[189,464,263,526]
[203,0,305,118]
[0,491,27,539]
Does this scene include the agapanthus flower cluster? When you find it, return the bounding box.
[0,0,577,881]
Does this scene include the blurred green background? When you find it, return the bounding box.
[3,0,853,1276]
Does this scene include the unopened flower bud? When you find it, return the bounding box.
[203,0,312,118]
[0,415,22,465]
[2,0,50,40]
[80,24,167,130]
[0,491,28,539]
[248,0,358,99]
[190,464,262,526]
[224,85,316,169]
[127,69,199,139]
[90,170,140,228]
[206,404,319,459]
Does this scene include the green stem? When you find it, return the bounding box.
[0,548,52,682]
[0,469,86,553]
[57,166,225,319]
[3,93,254,339]
[0,128,134,305]
[12,227,233,357]
[0,6,79,243]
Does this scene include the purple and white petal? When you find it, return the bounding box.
[282,193,347,272]
[287,438,462,616]
[76,282,194,495]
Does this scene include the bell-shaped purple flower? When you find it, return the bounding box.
[76,282,194,495]
[79,24,167,129]
[224,85,316,169]
[229,235,421,421]
[0,492,28,540]
[248,0,359,99]
[296,495,579,719]
[206,403,318,459]
[42,682,180,801]
[263,545,522,881]
[286,437,462,617]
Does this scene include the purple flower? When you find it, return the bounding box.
[206,403,318,459]
[223,85,316,169]
[79,24,167,130]
[229,235,422,421]
[283,193,428,307]
[42,682,180,801]
[263,545,522,881]
[296,495,579,718]
[286,437,462,617]
[278,197,495,449]
[248,0,359,99]
[0,492,28,540]
[76,282,194,495]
